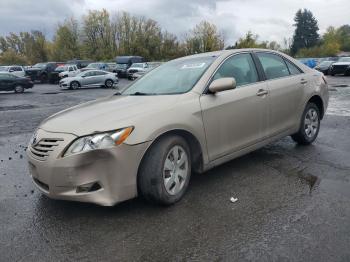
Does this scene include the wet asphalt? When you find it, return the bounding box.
[0,77,350,262]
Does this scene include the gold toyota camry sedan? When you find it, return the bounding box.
[27,49,329,206]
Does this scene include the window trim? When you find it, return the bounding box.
[252,51,305,82]
[202,52,262,94]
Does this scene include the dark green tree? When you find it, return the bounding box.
[291,9,320,55]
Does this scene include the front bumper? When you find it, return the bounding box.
[26,128,150,206]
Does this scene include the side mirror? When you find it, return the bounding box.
[208,77,236,93]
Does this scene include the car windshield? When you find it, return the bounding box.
[86,63,100,69]
[0,66,9,71]
[33,63,47,68]
[319,61,333,66]
[116,64,128,69]
[122,56,216,95]
[55,65,69,72]
[131,63,144,68]
[338,57,350,62]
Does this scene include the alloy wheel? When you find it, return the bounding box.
[304,108,319,138]
[163,145,189,196]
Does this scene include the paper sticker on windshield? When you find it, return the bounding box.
[181,63,206,69]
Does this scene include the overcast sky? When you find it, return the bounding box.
[0,0,349,46]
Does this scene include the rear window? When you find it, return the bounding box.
[257,53,290,80]
[285,60,302,75]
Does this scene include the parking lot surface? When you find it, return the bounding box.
[1,77,350,261]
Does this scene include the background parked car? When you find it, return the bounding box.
[80,62,108,72]
[50,64,80,84]
[25,62,64,83]
[127,63,149,80]
[317,57,339,63]
[0,72,33,93]
[0,65,26,77]
[59,70,118,90]
[130,62,163,80]
[66,59,93,69]
[329,57,350,76]
[315,61,334,75]
[115,56,145,77]
[58,65,80,79]
[106,63,117,73]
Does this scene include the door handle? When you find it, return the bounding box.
[301,79,308,84]
[256,89,268,96]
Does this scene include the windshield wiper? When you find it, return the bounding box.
[129,92,156,96]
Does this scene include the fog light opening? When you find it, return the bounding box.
[76,182,102,193]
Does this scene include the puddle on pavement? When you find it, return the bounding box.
[42,92,60,95]
[0,104,38,111]
[296,169,321,194]
[327,86,350,117]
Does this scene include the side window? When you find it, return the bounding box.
[84,71,93,77]
[212,53,259,87]
[285,60,302,75]
[257,53,290,80]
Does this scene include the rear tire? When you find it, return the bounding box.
[70,81,80,90]
[291,102,320,145]
[14,85,24,93]
[138,135,191,205]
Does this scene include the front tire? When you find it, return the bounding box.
[291,102,320,145]
[14,85,24,93]
[70,81,80,90]
[105,79,114,88]
[138,135,191,205]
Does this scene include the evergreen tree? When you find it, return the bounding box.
[291,9,320,55]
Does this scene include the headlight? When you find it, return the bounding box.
[63,127,133,157]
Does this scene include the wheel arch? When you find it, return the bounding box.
[137,129,205,179]
[308,95,324,119]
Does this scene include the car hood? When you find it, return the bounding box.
[332,62,350,66]
[40,94,184,137]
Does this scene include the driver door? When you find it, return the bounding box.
[199,53,269,161]
[81,71,96,86]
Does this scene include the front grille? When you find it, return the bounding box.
[29,138,63,161]
[333,65,348,70]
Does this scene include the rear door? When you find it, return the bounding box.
[0,74,8,90]
[199,53,269,161]
[0,74,14,90]
[254,52,305,136]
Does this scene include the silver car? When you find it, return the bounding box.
[27,49,328,206]
[59,70,118,89]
